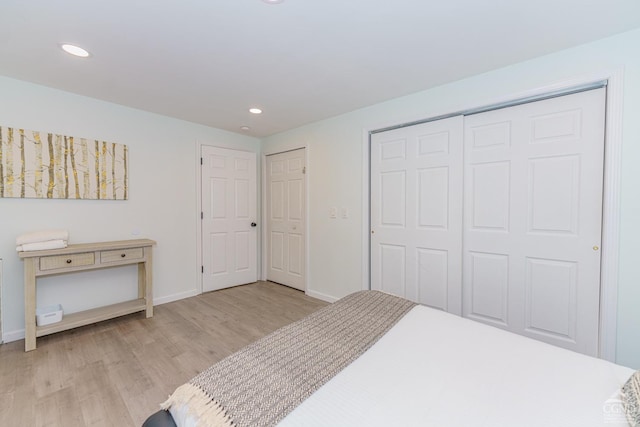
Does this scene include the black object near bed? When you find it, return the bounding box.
[142,410,176,427]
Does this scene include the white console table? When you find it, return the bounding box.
[19,239,155,351]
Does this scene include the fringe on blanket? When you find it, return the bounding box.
[161,383,234,427]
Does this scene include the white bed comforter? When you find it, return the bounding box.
[279,305,634,427]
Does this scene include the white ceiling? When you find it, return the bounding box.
[1,1,639,137]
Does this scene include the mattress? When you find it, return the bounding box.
[165,298,635,427]
[280,305,634,426]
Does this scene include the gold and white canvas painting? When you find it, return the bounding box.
[0,126,128,200]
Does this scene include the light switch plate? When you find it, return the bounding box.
[329,207,338,219]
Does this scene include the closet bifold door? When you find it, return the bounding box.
[370,116,463,314]
[462,88,606,356]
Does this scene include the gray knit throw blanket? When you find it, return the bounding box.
[161,290,416,427]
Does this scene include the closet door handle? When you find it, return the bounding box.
[251,222,257,227]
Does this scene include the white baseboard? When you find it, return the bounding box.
[0,289,200,345]
[153,289,199,306]
[305,289,339,303]
[2,329,25,343]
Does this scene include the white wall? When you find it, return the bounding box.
[0,76,260,341]
[262,28,640,369]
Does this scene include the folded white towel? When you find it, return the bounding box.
[16,240,68,252]
[16,230,69,246]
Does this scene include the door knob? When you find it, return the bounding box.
[251,222,257,227]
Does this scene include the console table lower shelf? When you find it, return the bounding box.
[36,298,147,337]
[19,239,156,351]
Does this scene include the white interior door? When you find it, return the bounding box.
[370,116,463,314]
[266,149,306,291]
[463,88,606,356]
[201,146,257,292]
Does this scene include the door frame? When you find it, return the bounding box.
[261,145,310,294]
[361,68,624,362]
[196,142,261,295]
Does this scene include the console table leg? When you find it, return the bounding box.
[137,263,145,299]
[24,258,37,351]
[141,248,153,318]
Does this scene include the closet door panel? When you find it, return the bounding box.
[463,88,606,356]
[467,251,509,326]
[371,116,463,313]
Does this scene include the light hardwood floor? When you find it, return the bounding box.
[0,281,328,426]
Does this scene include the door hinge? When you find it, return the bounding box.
[303,166,306,174]
[201,266,204,273]
[201,212,203,219]
[200,157,203,165]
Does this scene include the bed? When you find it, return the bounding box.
[144,291,639,427]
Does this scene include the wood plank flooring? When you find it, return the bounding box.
[0,281,328,426]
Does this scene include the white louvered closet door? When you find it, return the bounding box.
[462,88,606,356]
[370,116,464,314]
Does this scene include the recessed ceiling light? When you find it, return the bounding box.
[240,126,251,131]
[60,44,90,58]
[249,108,262,114]
[262,0,284,4]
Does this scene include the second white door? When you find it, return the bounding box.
[266,149,306,290]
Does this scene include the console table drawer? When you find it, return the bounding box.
[100,247,144,263]
[40,252,96,271]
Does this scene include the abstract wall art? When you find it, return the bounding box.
[0,126,128,200]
